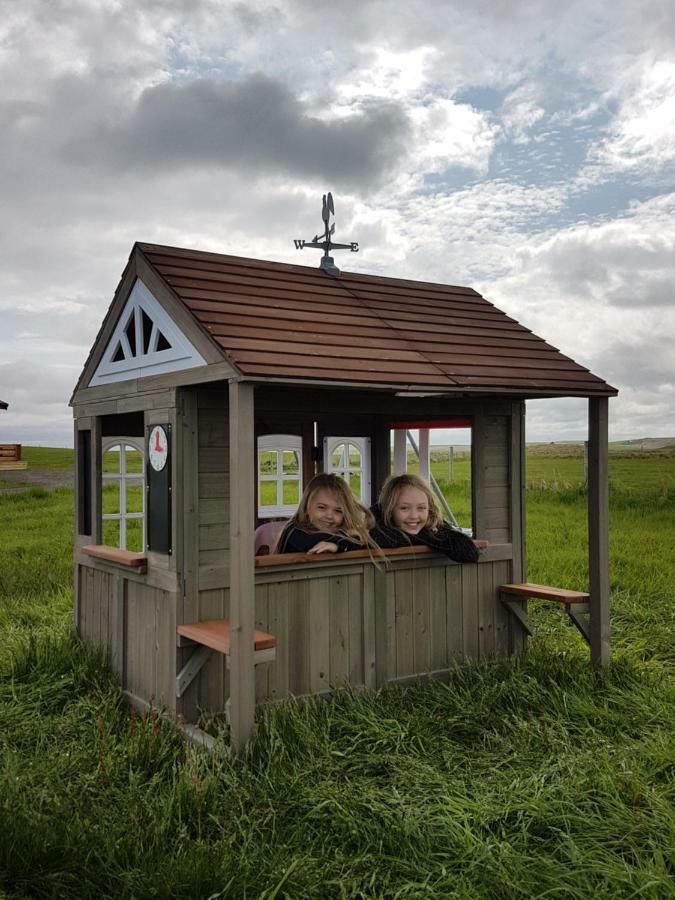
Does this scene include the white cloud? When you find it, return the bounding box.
[581,59,675,184]
[1,0,675,446]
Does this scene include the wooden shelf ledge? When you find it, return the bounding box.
[82,544,148,571]
[500,582,589,605]
[177,619,277,655]
[256,540,488,568]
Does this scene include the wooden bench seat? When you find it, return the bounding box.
[177,619,277,654]
[500,583,590,604]
[499,582,591,645]
[176,618,277,702]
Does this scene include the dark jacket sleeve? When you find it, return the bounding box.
[419,522,480,563]
[277,527,363,554]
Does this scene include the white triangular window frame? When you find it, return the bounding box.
[89,278,206,386]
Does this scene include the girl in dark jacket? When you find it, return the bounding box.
[371,474,479,563]
[275,473,380,556]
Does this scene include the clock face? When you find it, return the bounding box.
[148,425,168,472]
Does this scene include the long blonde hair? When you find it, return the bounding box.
[276,473,381,554]
[378,473,442,533]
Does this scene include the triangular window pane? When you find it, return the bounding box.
[112,342,125,362]
[156,332,171,351]
[124,314,137,357]
[141,310,153,355]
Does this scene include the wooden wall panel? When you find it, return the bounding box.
[123,581,174,706]
[196,387,229,574]
[77,565,115,657]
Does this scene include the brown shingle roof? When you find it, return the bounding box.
[138,243,617,398]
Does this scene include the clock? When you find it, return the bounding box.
[148,425,168,472]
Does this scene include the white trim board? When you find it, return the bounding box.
[89,278,207,386]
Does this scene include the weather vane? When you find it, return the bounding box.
[294,192,358,277]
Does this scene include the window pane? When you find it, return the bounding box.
[282,450,299,474]
[125,446,143,474]
[282,480,300,504]
[331,444,346,468]
[348,444,362,467]
[126,485,144,514]
[259,481,277,506]
[103,519,120,547]
[349,472,361,497]
[126,519,143,553]
[259,451,277,475]
[103,446,122,473]
[102,483,120,514]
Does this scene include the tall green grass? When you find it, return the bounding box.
[1,458,674,898]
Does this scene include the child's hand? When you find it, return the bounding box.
[307,541,339,555]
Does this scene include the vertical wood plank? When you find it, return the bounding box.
[268,581,289,701]
[445,565,463,663]
[329,576,350,686]
[228,381,256,751]
[429,566,448,670]
[471,407,487,539]
[493,560,511,657]
[361,567,376,689]
[157,590,176,711]
[413,567,431,673]
[510,402,524,582]
[418,429,430,479]
[371,417,391,499]
[588,397,610,667]
[374,567,389,688]
[309,577,331,694]
[198,588,226,712]
[288,579,310,694]
[99,570,111,662]
[395,569,414,678]
[393,429,407,474]
[347,573,363,685]
[477,563,495,659]
[125,581,138,697]
[91,417,103,545]
[462,564,479,660]
[254,584,270,702]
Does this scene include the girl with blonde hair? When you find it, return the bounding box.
[276,473,380,556]
[371,474,479,563]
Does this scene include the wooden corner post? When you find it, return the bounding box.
[229,381,256,751]
[588,397,610,667]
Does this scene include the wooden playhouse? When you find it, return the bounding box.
[71,241,617,749]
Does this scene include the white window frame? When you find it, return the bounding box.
[323,436,372,505]
[101,437,145,551]
[257,434,303,519]
[89,279,206,386]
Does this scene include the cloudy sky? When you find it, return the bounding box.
[1,0,674,446]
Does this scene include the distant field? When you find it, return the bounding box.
[19,446,74,469]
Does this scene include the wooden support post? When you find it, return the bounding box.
[371,416,391,500]
[91,416,103,545]
[418,428,430,479]
[393,429,407,474]
[588,397,610,667]
[229,381,256,751]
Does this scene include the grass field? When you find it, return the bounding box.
[0,451,674,898]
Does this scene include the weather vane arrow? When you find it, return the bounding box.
[294,192,358,277]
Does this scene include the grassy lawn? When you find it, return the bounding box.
[0,457,674,897]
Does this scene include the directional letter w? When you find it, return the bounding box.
[294,239,305,249]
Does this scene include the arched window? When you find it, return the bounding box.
[323,436,371,504]
[101,438,145,551]
[257,434,303,519]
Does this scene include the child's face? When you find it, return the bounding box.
[307,489,344,532]
[392,486,429,535]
